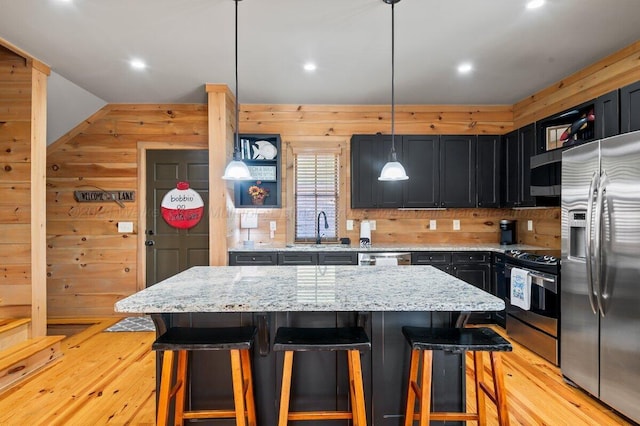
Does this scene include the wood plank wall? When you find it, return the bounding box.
[235,104,561,249]
[46,104,208,318]
[45,40,639,318]
[0,46,33,319]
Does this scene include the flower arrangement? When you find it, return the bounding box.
[248,181,269,202]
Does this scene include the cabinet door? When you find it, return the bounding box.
[278,252,318,265]
[595,89,620,139]
[502,130,520,207]
[452,263,492,323]
[318,252,358,265]
[477,135,501,208]
[402,135,440,208]
[439,135,477,207]
[411,252,452,265]
[351,135,403,208]
[229,251,277,265]
[519,123,537,207]
[621,81,640,133]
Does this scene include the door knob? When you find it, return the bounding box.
[145,240,155,246]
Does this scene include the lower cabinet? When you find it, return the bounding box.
[229,251,358,266]
[413,251,493,324]
[228,251,277,266]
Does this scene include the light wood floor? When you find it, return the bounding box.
[0,320,632,425]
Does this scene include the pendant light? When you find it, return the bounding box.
[378,0,409,181]
[222,0,254,180]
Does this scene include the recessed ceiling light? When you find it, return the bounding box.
[303,62,317,72]
[526,0,545,9]
[129,59,147,70]
[457,62,473,74]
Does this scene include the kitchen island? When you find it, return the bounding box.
[115,265,504,425]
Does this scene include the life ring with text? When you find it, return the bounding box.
[160,182,204,229]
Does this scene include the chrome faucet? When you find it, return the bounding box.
[316,211,329,244]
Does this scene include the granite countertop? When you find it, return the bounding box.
[115,265,504,314]
[229,243,549,253]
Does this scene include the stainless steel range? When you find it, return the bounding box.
[502,249,560,365]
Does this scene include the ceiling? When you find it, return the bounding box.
[1,0,640,106]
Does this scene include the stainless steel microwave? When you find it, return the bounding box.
[530,149,563,197]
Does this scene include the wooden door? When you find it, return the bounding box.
[145,150,209,286]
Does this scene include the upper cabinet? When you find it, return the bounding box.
[350,134,404,208]
[234,134,281,208]
[351,134,483,209]
[595,90,620,139]
[621,81,640,134]
[402,135,439,208]
[502,123,536,208]
[477,135,502,208]
[438,135,477,208]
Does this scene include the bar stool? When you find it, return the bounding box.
[402,326,512,426]
[273,326,370,426]
[152,326,257,426]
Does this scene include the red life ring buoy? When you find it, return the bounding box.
[160,182,205,229]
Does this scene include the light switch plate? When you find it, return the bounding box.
[453,220,460,231]
[370,220,376,231]
[346,220,354,231]
[429,220,437,230]
[118,222,133,233]
[270,221,277,231]
[528,220,533,231]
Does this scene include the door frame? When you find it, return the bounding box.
[136,140,208,291]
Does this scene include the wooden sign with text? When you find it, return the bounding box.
[74,190,135,203]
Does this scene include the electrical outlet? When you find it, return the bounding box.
[270,221,277,231]
[369,220,376,231]
[118,222,133,233]
[429,220,437,230]
[346,220,354,231]
[528,220,533,231]
[453,220,460,231]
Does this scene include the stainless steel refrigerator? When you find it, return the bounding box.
[561,130,640,423]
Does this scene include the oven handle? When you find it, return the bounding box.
[505,264,557,294]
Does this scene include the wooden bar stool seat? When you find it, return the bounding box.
[273,326,371,426]
[152,326,257,426]
[402,326,512,426]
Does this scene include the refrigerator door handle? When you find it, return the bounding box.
[594,170,606,317]
[596,171,610,317]
[585,171,599,314]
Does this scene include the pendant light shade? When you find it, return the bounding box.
[222,159,253,180]
[222,0,254,181]
[378,0,408,181]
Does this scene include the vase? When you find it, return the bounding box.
[251,197,264,205]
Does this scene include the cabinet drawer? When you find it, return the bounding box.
[452,252,491,264]
[229,252,277,266]
[318,252,358,265]
[411,252,452,265]
[278,252,318,265]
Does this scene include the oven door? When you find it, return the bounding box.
[505,264,558,337]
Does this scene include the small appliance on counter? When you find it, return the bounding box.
[500,219,517,245]
[359,220,372,248]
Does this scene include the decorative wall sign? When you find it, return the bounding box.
[74,190,135,208]
[160,182,205,229]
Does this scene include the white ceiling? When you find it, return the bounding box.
[1,0,640,106]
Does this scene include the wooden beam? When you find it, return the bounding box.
[206,84,233,266]
[30,66,47,337]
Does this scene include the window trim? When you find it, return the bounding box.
[284,137,348,245]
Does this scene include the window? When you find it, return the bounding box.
[294,152,339,242]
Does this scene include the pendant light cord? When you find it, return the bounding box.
[234,0,241,158]
[391,1,396,157]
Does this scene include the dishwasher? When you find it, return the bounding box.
[357,252,412,266]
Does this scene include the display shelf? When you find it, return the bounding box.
[234,134,281,208]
